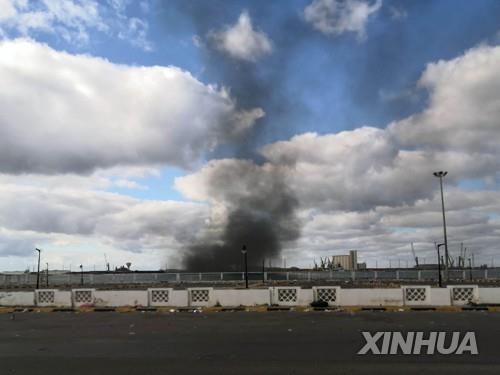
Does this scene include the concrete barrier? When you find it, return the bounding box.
[402,286,431,306]
[188,287,215,307]
[429,288,452,306]
[72,289,96,307]
[0,291,34,306]
[339,288,404,306]
[94,290,147,307]
[213,289,270,306]
[3,286,500,308]
[35,289,71,307]
[478,287,500,304]
[270,286,301,306]
[312,286,341,306]
[447,285,479,305]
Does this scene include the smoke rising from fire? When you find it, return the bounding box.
[178,160,300,271]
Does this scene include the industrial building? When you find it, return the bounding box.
[332,250,359,271]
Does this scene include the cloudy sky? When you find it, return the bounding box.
[1,0,500,271]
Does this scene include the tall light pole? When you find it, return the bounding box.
[436,243,444,288]
[79,264,84,286]
[241,245,248,289]
[35,248,41,289]
[433,171,449,281]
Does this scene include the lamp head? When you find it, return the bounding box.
[433,171,448,177]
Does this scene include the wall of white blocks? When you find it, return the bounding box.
[2,286,500,308]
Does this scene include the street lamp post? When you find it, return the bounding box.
[35,248,41,289]
[436,243,445,288]
[79,264,84,286]
[468,258,473,281]
[433,171,449,281]
[241,245,248,289]
[46,263,49,287]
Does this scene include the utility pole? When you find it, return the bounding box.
[437,243,444,287]
[433,171,449,281]
[262,258,265,283]
[79,264,84,286]
[241,245,248,289]
[35,248,41,289]
[46,263,49,287]
[468,258,473,281]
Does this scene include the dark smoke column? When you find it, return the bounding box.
[182,161,300,272]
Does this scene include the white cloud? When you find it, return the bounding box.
[389,6,407,20]
[0,0,104,44]
[390,45,500,155]
[0,182,209,259]
[0,0,152,50]
[209,11,272,62]
[0,39,263,174]
[0,0,19,21]
[117,16,152,51]
[304,0,382,39]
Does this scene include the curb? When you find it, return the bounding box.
[1,305,499,313]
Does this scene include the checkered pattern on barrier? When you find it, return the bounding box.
[405,287,426,302]
[151,289,169,303]
[452,287,474,302]
[37,290,55,304]
[191,289,209,303]
[278,288,297,303]
[316,288,337,303]
[74,290,93,304]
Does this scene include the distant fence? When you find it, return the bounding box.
[1,268,499,287]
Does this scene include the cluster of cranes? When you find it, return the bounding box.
[411,242,476,269]
[314,242,480,271]
[312,257,341,271]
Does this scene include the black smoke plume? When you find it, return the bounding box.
[182,161,300,271]
[165,2,305,271]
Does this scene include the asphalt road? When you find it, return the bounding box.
[1,311,500,375]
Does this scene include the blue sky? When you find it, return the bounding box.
[0,0,500,271]
[10,0,498,201]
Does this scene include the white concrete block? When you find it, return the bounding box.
[429,288,451,306]
[312,286,341,306]
[0,291,34,306]
[270,287,301,306]
[478,287,500,304]
[447,285,479,305]
[72,289,96,307]
[402,286,431,306]
[148,288,173,307]
[54,290,72,307]
[188,287,215,307]
[170,290,189,307]
[94,290,147,307]
[298,289,313,306]
[213,289,270,306]
[35,289,72,307]
[339,288,404,306]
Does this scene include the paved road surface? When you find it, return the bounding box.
[1,311,500,374]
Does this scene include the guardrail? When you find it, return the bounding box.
[1,268,498,287]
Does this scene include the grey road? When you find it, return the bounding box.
[1,311,500,375]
